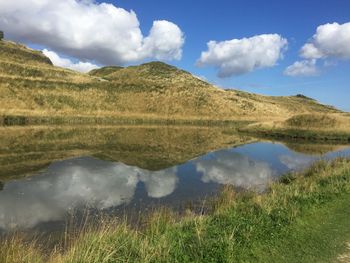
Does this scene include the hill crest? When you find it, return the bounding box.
[0,39,341,121]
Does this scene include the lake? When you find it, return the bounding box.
[0,125,349,235]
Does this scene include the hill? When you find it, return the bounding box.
[0,40,341,122]
[88,66,123,77]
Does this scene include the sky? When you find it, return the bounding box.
[0,0,349,111]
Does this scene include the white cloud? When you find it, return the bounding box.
[285,22,350,77]
[43,49,99,73]
[300,43,324,59]
[197,34,288,78]
[300,22,350,59]
[0,0,184,66]
[141,20,184,61]
[283,59,319,77]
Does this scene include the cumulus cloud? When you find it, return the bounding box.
[300,43,324,59]
[283,59,319,77]
[285,22,350,77]
[43,49,99,73]
[300,22,350,59]
[0,157,177,230]
[197,34,288,77]
[0,0,184,66]
[195,150,275,191]
[141,20,184,61]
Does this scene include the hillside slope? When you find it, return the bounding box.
[0,40,340,121]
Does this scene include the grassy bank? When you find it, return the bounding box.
[1,158,350,262]
[240,113,350,143]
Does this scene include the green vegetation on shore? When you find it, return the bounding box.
[240,113,350,142]
[1,158,349,263]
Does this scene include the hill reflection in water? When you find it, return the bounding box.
[0,126,349,232]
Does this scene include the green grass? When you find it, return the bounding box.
[257,194,350,262]
[1,158,350,262]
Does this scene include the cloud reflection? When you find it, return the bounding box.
[279,154,316,170]
[0,157,177,230]
[195,151,275,191]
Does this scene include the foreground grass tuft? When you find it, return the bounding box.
[0,235,43,263]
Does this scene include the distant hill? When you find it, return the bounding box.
[0,40,340,122]
[89,66,123,77]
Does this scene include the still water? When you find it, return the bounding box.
[0,125,349,233]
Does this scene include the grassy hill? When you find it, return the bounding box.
[0,39,341,123]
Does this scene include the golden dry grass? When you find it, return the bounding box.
[338,242,350,263]
[0,40,341,122]
[240,113,350,142]
[254,113,350,132]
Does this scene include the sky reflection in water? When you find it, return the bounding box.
[0,142,349,231]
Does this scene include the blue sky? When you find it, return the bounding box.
[111,0,350,111]
[0,0,349,111]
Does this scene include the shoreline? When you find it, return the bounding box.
[1,158,350,262]
[0,114,253,127]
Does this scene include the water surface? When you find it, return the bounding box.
[0,126,349,234]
